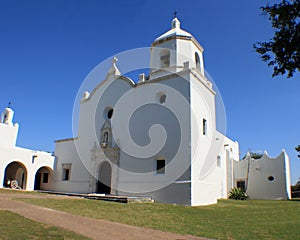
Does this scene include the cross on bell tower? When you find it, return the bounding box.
[173,11,178,18]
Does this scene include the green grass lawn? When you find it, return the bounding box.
[18,197,300,240]
[0,189,37,194]
[0,210,88,240]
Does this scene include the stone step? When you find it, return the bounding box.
[36,190,154,203]
[86,193,154,203]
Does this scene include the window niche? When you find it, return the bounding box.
[195,52,201,71]
[203,119,207,136]
[156,91,167,104]
[103,132,109,144]
[160,49,170,68]
[103,106,114,120]
[107,109,113,119]
[100,120,113,148]
[62,164,71,181]
[101,131,110,148]
[217,155,221,167]
[42,173,49,183]
[156,159,165,174]
[236,180,246,191]
[32,155,37,163]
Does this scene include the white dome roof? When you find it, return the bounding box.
[154,18,192,41]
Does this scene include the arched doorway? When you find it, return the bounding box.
[96,162,112,194]
[3,162,27,189]
[34,167,52,190]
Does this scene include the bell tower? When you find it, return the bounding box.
[1,107,14,126]
[0,106,19,148]
[150,17,205,79]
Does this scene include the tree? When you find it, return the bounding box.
[242,152,263,160]
[254,0,300,78]
[295,145,300,158]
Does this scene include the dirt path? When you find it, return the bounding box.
[0,192,210,240]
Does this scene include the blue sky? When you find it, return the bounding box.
[0,0,299,184]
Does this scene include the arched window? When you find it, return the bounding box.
[195,52,201,71]
[160,49,170,68]
[103,132,109,144]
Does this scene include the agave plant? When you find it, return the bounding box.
[228,187,249,200]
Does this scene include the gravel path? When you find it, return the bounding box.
[0,192,210,240]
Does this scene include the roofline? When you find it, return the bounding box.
[55,137,78,143]
[80,75,136,104]
[152,35,204,52]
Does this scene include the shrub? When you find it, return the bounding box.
[291,185,300,192]
[229,187,249,200]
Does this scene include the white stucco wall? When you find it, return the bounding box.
[0,110,55,191]
[0,146,55,191]
[219,135,239,198]
[233,151,291,200]
[53,139,90,193]
[115,74,192,205]
[0,122,18,148]
[190,70,218,206]
[189,68,240,205]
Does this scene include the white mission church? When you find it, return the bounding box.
[0,18,291,206]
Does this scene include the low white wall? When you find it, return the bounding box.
[233,151,291,200]
[0,146,55,191]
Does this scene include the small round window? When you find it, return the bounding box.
[268,176,275,182]
[104,107,114,120]
[107,109,113,119]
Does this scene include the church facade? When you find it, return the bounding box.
[0,18,291,205]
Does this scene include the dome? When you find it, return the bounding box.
[154,18,192,42]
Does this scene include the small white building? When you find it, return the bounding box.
[0,107,55,191]
[0,17,291,205]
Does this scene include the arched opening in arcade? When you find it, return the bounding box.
[3,162,27,189]
[34,166,53,190]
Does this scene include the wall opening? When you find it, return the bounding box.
[156,159,165,174]
[3,162,27,190]
[203,119,207,135]
[160,49,170,68]
[107,109,113,119]
[34,167,52,190]
[32,155,37,164]
[268,176,275,182]
[103,107,114,120]
[236,180,246,191]
[217,155,221,167]
[96,162,112,194]
[195,52,201,71]
[103,132,109,144]
[62,164,71,181]
[156,92,167,104]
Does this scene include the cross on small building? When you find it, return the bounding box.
[173,11,178,18]
[8,102,11,108]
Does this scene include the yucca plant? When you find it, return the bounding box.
[228,187,249,200]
